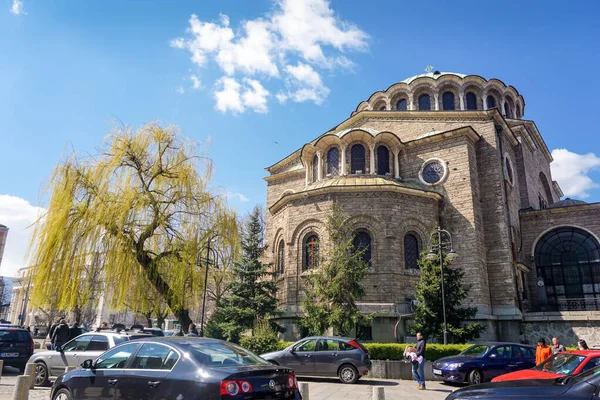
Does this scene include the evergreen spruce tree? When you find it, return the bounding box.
[300,203,370,337]
[410,229,484,343]
[207,206,281,343]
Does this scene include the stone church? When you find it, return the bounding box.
[264,71,600,345]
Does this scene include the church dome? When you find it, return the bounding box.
[548,198,587,209]
[353,69,525,119]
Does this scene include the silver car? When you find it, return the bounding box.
[28,330,150,386]
[261,336,371,384]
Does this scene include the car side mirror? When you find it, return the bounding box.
[81,359,94,369]
[289,348,296,354]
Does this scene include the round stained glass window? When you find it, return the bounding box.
[421,160,445,184]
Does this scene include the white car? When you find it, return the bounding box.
[28,330,150,386]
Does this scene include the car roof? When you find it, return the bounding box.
[300,336,354,341]
[86,330,153,337]
[472,342,535,348]
[0,326,27,331]
[565,350,600,356]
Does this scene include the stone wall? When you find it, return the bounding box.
[521,312,600,346]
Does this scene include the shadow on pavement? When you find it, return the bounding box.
[298,377,399,386]
[1,367,22,377]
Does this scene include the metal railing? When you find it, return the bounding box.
[534,297,600,312]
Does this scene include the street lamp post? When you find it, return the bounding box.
[427,226,457,345]
[197,238,218,337]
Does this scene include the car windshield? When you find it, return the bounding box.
[534,353,586,374]
[188,341,270,368]
[460,345,489,357]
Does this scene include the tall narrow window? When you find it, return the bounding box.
[277,240,285,274]
[326,147,339,176]
[312,154,319,182]
[516,105,522,119]
[418,94,431,111]
[466,93,477,110]
[303,235,319,270]
[350,144,365,174]
[504,102,511,118]
[353,231,372,266]
[442,91,455,110]
[486,95,496,109]
[377,146,390,175]
[396,99,407,111]
[404,233,420,269]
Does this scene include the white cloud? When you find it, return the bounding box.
[241,79,269,113]
[190,74,202,90]
[551,149,600,198]
[278,62,330,104]
[214,77,244,114]
[227,192,250,203]
[10,0,26,15]
[214,77,270,114]
[0,195,45,277]
[176,87,185,95]
[171,0,368,113]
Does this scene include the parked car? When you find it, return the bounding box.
[45,327,89,350]
[29,330,151,386]
[0,326,34,372]
[50,337,302,400]
[260,336,371,384]
[447,364,600,399]
[492,350,600,382]
[432,342,536,385]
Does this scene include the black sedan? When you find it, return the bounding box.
[50,337,302,400]
[447,364,600,399]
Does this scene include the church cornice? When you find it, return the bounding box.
[520,202,600,217]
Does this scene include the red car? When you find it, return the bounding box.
[492,350,600,382]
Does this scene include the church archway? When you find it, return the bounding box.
[535,227,600,310]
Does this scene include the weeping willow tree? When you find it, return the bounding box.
[28,123,239,332]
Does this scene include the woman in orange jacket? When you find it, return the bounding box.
[536,338,553,365]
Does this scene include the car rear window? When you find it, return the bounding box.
[0,330,22,341]
[188,342,271,368]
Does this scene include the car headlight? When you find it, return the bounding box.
[447,363,464,369]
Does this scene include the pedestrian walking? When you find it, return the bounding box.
[186,323,199,337]
[47,317,61,350]
[578,339,589,350]
[68,320,83,340]
[52,319,70,350]
[536,338,552,365]
[552,337,566,354]
[411,332,426,390]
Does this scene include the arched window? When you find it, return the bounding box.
[418,94,431,111]
[377,146,390,175]
[486,95,496,109]
[539,172,554,206]
[535,227,600,310]
[504,102,511,118]
[327,147,339,176]
[466,93,477,110]
[277,240,285,274]
[311,155,319,182]
[442,91,455,110]
[516,105,522,119]
[353,231,372,266]
[350,144,365,174]
[303,234,320,271]
[396,99,407,111]
[404,233,420,269]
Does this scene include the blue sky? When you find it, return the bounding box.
[1,0,600,276]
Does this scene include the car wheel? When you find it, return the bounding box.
[339,364,359,384]
[467,369,483,385]
[34,362,49,386]
[53,388,72,400]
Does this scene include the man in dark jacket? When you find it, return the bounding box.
[414,332,427,390]
[47,317,61,350]
[52,319,70,349]
[68,321,83,341]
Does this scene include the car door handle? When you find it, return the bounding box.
[507,364,517,367]
[305,354,311,358]
[108,379,118,386]
[331,353,338,356]
[148,380,161,388]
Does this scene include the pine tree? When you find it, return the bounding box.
[410,229,484,343]
[207,206,281,343]
[300,203,370,337]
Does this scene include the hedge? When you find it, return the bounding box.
[270,341,471,361]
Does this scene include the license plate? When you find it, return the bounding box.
[1,352,20,358]
[433,369,442,376]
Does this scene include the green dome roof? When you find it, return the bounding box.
[401,71,467,85]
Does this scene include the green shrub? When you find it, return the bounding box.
[239,319,283,355]
[364,343,472,362]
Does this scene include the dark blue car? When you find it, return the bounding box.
[432,342,536,385]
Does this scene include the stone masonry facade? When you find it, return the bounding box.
[264,71,600,344]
